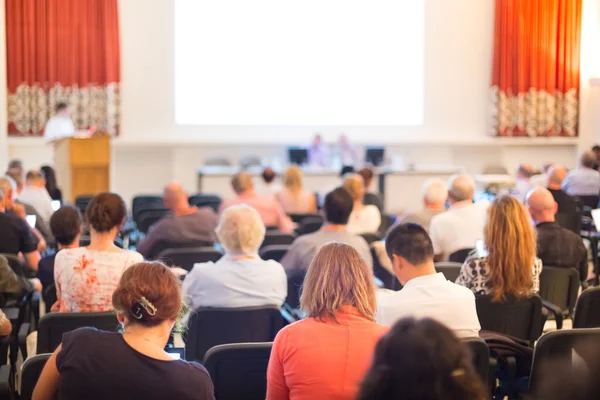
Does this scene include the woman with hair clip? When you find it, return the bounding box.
[33,262,215,400]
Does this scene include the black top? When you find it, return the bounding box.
[37,254,56,288]
[56,328,215,400]
[536,221,588,281]
[548,188,579,215]
[48,188,62,202]
[0,212,37,256]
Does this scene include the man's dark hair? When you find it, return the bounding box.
[324,187,354,225]
[358,168,374,187]
[262,167,276,183]
[56,102,68,113]
[340,165,355,178]
[593,145,600,152]
[50,206,82,246]
[385,223,434,266]
[7,159,23,170]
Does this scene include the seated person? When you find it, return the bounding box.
[358,168,383,212]
[41,165,63,202]
[276,165,317,214]
[33,262,214,400]
[397,178,447,232]
[258,167,283,196]
[17,169,55,224]
[54,193,143,312]
[562,151,600,197]
[375,224,480,338]
[357,318,487,400]
[527,188,588,281]
[429,175,487,261]
[183,205,287,310]
[137,182,218,258]
[267,243,388,400]
[219,172,293,233]
[456,195,542,299]
[343,174,381,234]
[547,165,580,215]
[281,188,372,274]
[38,206,82,289]
[513,163,535,202]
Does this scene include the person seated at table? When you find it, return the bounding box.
[219,172,293,233]
[257,167,283,196]
[343,174,381,234]
[307,133,330,167]
[358,168,383,212]
[546,165,579,216]
[53,193,143,312]
[276,165,317,214]
[40,165,62,202]
[281,188,372,274]
[562,151,600,197]
[267,242,388,400]
[17,169,55,224]
[356,317,487,400]
[183,205,287,310]
[32,261,215,400]
[398,178,447,232]
[137,182,218,258]
[513,163,535,202]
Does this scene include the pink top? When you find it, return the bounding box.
[219,192,294,233]
[267,307,388,400]
[54,247,143,312]
[276,189,317,215]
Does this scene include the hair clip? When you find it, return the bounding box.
[451,368,465,377]
[137,296,157,316]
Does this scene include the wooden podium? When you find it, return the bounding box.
[54,136,111,203]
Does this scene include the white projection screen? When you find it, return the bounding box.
[175,0,424,126]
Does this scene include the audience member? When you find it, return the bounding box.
[267,243,388,400]
[276,165,317,214]
[526,188,588,282]
[38,206,82,289]
[456,195,542,299]
[5,159,24,187]
[281,188,372,274]
[358,168,383,212]
[40,165,62,202]
[308,133,330,167]
[343,174,381,234]
[376,224,480,337]
[53,193,143,312]
[562,151,600,197]
[399,178,447,232]
[593,144,600,170]
[547,165,580,215]
[429,175,487,261]
[357,318,487,400]
[339,165,356,178]
[258,167,283,196]
[514,163,535,202]
[183,205,287,310]
[137,182,218,258]
[33,262,215,400]
[530,163,552,188]
[219,172,293,233]
[18,169,54,224]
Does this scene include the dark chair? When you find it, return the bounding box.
[204,342,273,400]
[573,287,600,328]
[371,246,394,290]
[295,216,324,236]
[157,247,222,272]
[288,213,320,223]
[74,195,93,214]
[261,232,295,248]
[575,195,599,209]
[378,213,395,237]
[538,266,580,329]
[363,192,383,213]
[528,328,600,393]
[359,233,381,245]
[185,307,285,362]
[259,245,290,263]
[434,262,462,283]
[131,195,163,219]
[475,295,543,344]
[146,240,215,260]
[285,270,306,309]
[0,364,12,400]
[449,248,474,263]
[42,284,57,311]
[462,337,490,385]
[188,194,222,213]
[37,311,119,353]
[554,196,583,234]
[20,353,51,400]
[137,209,170,234]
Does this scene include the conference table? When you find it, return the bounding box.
[197,165,463,213]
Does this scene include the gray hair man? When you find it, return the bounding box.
[562,152,600,197]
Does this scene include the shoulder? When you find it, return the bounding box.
[533,258,543,271]
[464,256,487,269]
[175,360,213,383]
[125,251,144,263]
[56,247,85,260]
[188,261,217,276]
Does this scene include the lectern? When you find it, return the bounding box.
[54,136,110,203]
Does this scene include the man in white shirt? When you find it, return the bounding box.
[514,163,535,201]
[376,223,480,338]
[562,151,600,197]
[17,170,55,224]
[429,175,487,261]
[43,102,75,143]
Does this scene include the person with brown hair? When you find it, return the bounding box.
[357,167,383,211]
[343,173,381,234]
[53,193,143,312]
[456,195,542,300]
[267,242,387,400]
[33,262,215,400]
[357,317,487,400]
[276,165,317,214]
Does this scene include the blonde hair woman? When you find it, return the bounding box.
[276,166,317,214]
[343,174,381,234]
[455,195,542,301]
[267,242,388,400]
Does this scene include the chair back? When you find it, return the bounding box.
[475,295,543,344]
[157,247,222,271]
[573,287,600,328]
[204,343,273,400]
[137,209,170,234]
[529,328,600,392]
[371,247,394,290]
[295,216,324,236]
[576,195,599,209]
[363,192,383,213]
[188,194,222,212]
[37,311,119,353]
[434,262,463,283]
[288,213,321,223]
[42,284,57,309]
[259,245,290,263]
[360,233,381,245]
[0,253,26,277]
[74,195,93,214]
[378,213,395,237]
[186,307,284,362]
[21,353,52,400]
[538,266,580,317]
[261,232,295,248]
[555,196,583,234]
[462,337,490,384]
[285,270,307,309]
[131,195,163,219]
[449,248,474,263]
[147,240,214,260]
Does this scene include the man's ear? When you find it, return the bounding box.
[391,254,404,275]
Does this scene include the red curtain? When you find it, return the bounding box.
[6,0,120,136]
[490,0,582,137]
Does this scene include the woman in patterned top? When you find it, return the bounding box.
[455,195,542,300]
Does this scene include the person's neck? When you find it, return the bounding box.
[547,184,561,190]
[353,200,364,210]
[238,189,256,198]
[322,223,347,232]
[58,242,79,251]
[172,203,196,217]
[450,199,472,208]
[88,230,118,251]
[535,215,555,225]
[123,323,170,350]
[424,202,445,211]
[401,261,438,284]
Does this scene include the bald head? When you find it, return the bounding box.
[231,172,254,195]
[517,163,534,179]
[547,165,567,189]
[580,151,597,169]
[447,175,475,204]
[526,188,557,223]
[163,181,189,212]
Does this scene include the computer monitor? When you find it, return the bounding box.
[288,147,308,165]
[365,147,385,166]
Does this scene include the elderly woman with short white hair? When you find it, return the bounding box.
[182,204,287,310]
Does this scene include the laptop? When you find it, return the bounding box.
[591,209,600,231]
